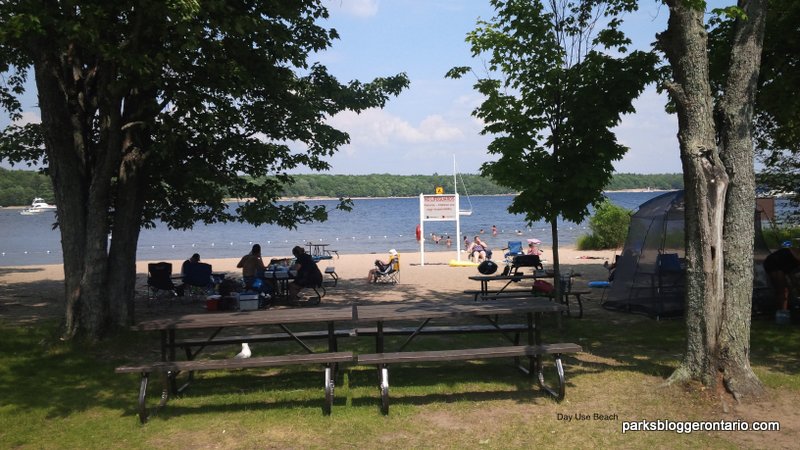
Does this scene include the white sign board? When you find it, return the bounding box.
[422,195,457,221]
[419,193,461,266]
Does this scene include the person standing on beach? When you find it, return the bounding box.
[492,225,497,237]
[763,247,800,314]
[446,236,452,248]
[237,244,266,291]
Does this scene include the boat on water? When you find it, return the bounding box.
[30,198,57,210]
[19,198,57,215]
[453,156,473,216]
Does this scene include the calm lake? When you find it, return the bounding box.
[1,191,664,266]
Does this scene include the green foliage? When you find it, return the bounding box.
[761,225,800,250]
[576,199,631,250]
[0,1,410,229]
[0,170,686,204]
[709,0,800,205]
[448,0,659,225]
[0,167,52,206]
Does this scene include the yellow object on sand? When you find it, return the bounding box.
[449,259,479,267]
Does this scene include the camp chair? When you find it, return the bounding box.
[654,253,684,296]
[507,254,544,275]
[375,255,400,284]
[147,262,177,303]
[182,262,214,299]
[503,241,524,262]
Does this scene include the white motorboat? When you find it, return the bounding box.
[30,197,57,211]
[20,198,56,215]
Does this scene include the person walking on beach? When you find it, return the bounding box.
[237,244,266,291]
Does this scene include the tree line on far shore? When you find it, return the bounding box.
[0,168,684,206]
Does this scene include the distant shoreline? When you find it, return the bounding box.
[2,190,674,209]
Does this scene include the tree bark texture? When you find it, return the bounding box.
[660,0,766,399]
[33,45,146,339]
[717,0,767,399]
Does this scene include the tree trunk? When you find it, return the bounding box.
[717,0,767,399]
[660,0,729,389]
[660,0,767,400]
[550,219,561,301]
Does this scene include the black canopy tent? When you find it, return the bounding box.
[603,190,773,319]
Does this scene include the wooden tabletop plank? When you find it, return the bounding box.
[132,304,356,331]
[132,299,564,331]
[354,299,564,322]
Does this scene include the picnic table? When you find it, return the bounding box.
[467,271,555,301]
[116,300,581,420]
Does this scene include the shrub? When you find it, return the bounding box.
[576,200,632,250]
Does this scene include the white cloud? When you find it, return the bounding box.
[328,108,465,146]
[16,111,41,126]
[325,0,379,18]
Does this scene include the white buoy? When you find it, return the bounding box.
[171,244,175,248]
[211,243,215,247]
[24,251,28,254]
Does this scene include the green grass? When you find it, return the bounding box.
[1,313,798,449]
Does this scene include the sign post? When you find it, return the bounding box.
[419,193,460,266]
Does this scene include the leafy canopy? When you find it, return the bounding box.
[0,1,409,229]
[447,0,657,225]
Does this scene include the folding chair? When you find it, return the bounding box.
[504,241,524,262]
[147,262,177,303]
[375,256,400,284]
[655,253,684,296]
[182,262,214,300]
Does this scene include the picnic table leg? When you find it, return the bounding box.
[167,330,180,395]
[323,365,334,415]
[137,371,170,424]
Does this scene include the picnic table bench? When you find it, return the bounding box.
[115,351,354,423]
[353,300,581,414]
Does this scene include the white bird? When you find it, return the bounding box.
[235,343,251,359]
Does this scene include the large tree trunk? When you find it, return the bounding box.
[717,0,767,399]
[660,0,766,400]
[660,0,730,388]
[33,47,142,338]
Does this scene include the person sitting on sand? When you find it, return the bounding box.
[367,249,399,283]
[527,239,543,256]
[237,244,266,291]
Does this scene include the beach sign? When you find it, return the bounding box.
[419,193,461,266]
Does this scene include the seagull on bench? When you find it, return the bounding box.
[235,343,251,359]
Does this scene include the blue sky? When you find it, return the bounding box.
[315,0,730,175]
[2,0,732,176]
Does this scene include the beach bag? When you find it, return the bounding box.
[532,280,554,294]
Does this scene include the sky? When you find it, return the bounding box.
[1,0,732,176]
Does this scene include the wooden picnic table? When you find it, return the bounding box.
[468,272,555,300]
[120,299,580,420]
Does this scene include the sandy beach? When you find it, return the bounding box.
[0,245,615,323]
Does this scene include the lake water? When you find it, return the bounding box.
[0,191,665,266]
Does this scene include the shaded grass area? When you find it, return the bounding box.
[0,312,798,449]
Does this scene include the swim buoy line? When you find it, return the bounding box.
[415,224,421,241]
